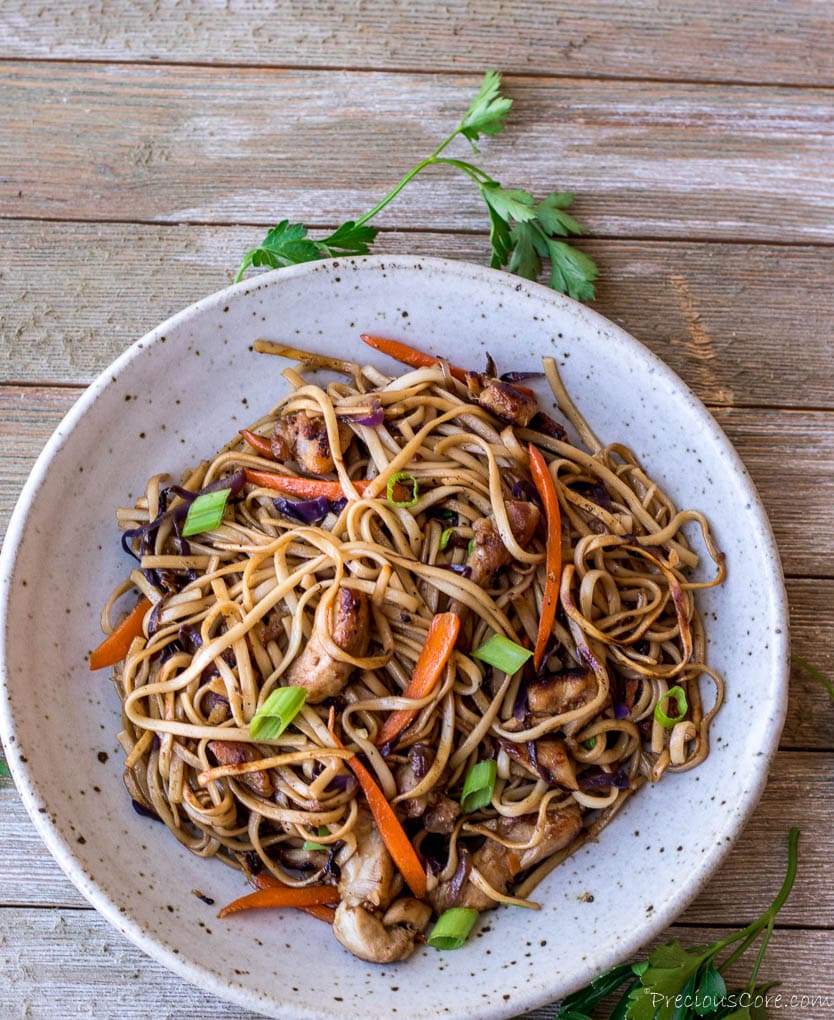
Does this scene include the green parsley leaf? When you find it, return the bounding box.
[459,70,513,147]
[535,191,586,236]
[694,960,727,1016]
[626,942,706,1020]
[546,239,599,302]
[235,70,599,301]
[555,963,636,1018]
[319,221,379,257]
[480,183,538,223]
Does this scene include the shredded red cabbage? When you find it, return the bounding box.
[273,495,332,524]
[531,412,568,441]
[614,703,630,720]
[511,479,541,504]
[578,767,631,791]
[500,371,544,382]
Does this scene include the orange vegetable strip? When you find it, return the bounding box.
[529,443,562,671]
[244,469,373,500]
[217,884,340,918]
[89,597,152,670]
[375,612,460,749]
[253,873,337,923]
[328,719,427,900]
[239,428,276,459]
[361,333,469,384]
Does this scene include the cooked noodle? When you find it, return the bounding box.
[101,338,725,962]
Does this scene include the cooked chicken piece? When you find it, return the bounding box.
[332,898,429,963]
[499,737,579,790]
[450,500,540,647]
[429,803,583,913]
[271,409,352,475]
[286,587,370,703]
[207,740,275,797]
[338,807,396,911]
[466,374,539,427]
[466,499,541,589]
[423,794,461,835]
[395,759,430,818]
[527,668,597,716]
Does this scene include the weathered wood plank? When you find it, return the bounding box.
[1,386,832,579]
[2,221,833,411]
[1,65,831,242]
[714,408,834,579]
[2,907,832,1019]
[2,1,833,88]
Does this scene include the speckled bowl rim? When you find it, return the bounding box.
[0,255,789,1019]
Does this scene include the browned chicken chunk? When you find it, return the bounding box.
[527,668,597,716]
[271,409,351,475]
[286,587,370,703]
[466,374,539,427]
[467,499,541,588]
[207,740,275,797]
[429,803,583,913]
[332,807,429,963]
[499,737,579,789]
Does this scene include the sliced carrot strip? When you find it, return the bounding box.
[89,597,152,670]
[328,719,427,900]
[529,443,562,671]
[217,883,340,918]
[239,428,276,459]
[253,872,337,923]
[244,469,373,500]
[375,612,459,749]
[361,334,469,384]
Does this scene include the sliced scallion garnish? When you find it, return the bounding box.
[439,527,454,551]
[386,470,419,508]
[427,907,480,950]
[654,685,688,729]
[182,487,231,537]
[302,825,330,851]
[249,686,306,740]
[472,633,532,675]
[460,759,497,813]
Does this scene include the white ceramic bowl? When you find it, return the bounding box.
[0,256,788,1019]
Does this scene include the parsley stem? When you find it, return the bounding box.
[353,127,464,229]
[746,914,775,992]
[715,827,799,969]
[793,654,834,701]
[351,131,497,231]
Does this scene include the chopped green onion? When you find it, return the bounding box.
[427,907,480,950]
[182,487,231,537]
[654,685,688,729]
[472,633,532,675]
[460,759,497,813]
[582,737,597,750]
[387,470,419,508]
[250,686,306,740]
[302,825,330,851]
[439,527,454,551]
[467,538,474,555]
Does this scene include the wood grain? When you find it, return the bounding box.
[2,65,832,242]
[2,1,833,88]
[2,221,833,411]
[1,912,832,1019]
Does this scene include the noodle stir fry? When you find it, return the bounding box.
[95,335,725,962]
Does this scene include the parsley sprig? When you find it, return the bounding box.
[556,828,799,1020]
[235,71,598,300]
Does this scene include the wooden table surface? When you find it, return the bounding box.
[1,3,833,1017]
